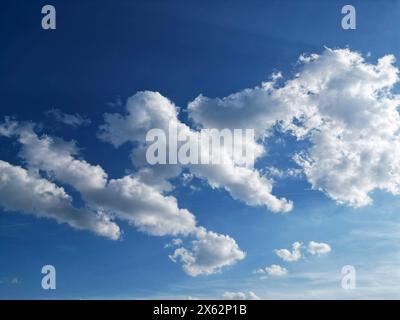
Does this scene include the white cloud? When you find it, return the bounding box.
[3,47,396,276]
[187,48,400,208]
[45,108,91,127]
[97,175,197,236]
[1,122,196,237]
[256,264,288,277]
[307,241,331,255]
[0,160,120,240]
[222,291,260,300]
[169,227,245,276]
[274,240,330,261]
[267,167,303,179]
[0,120,244,275]
[98,91,292,213]
[164,238,183,248]
[290,50,400,207]
[275,242,302,262]
[4,48,400,216]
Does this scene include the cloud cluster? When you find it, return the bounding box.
[97,48,400,217]
[0,119,244,276]
[254,241,330,278]
[1,121,196,236]
[275,241,331,262]
[188,48,400,208]
[1,47,398,278]
[99,91,292,213]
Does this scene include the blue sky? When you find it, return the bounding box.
[2,0,400,299]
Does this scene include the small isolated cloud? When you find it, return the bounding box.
[172,238,183,246]
[267,167,303,180]
[164,238,183,248]
[222,291,260,300]
[169,227,245,276]
[275,242,302,262]
[307,241,331,255]
[0,277,21,285]
[45,108,91,127]
[255,264,288,277]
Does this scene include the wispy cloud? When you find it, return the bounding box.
[45,108,91,127]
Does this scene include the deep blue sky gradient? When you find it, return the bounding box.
[1,0,400,299]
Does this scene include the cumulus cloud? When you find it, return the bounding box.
[255,264,288,277]
[307,241,331,255]
[2,46,396,276]
[274,240,331,262]
[275,242,302,262]
[45,108,91,127]
[98,175,197,236]
[169,227,245,276]
[0,121,196,236]
[98,91,292,213]
[290,50,400,207]
[265,264,288,276]
[222,291,260,300]
[0,119,244,275]
[5,48,400,214]
[0,160,120,239]
[188,48,400,208]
